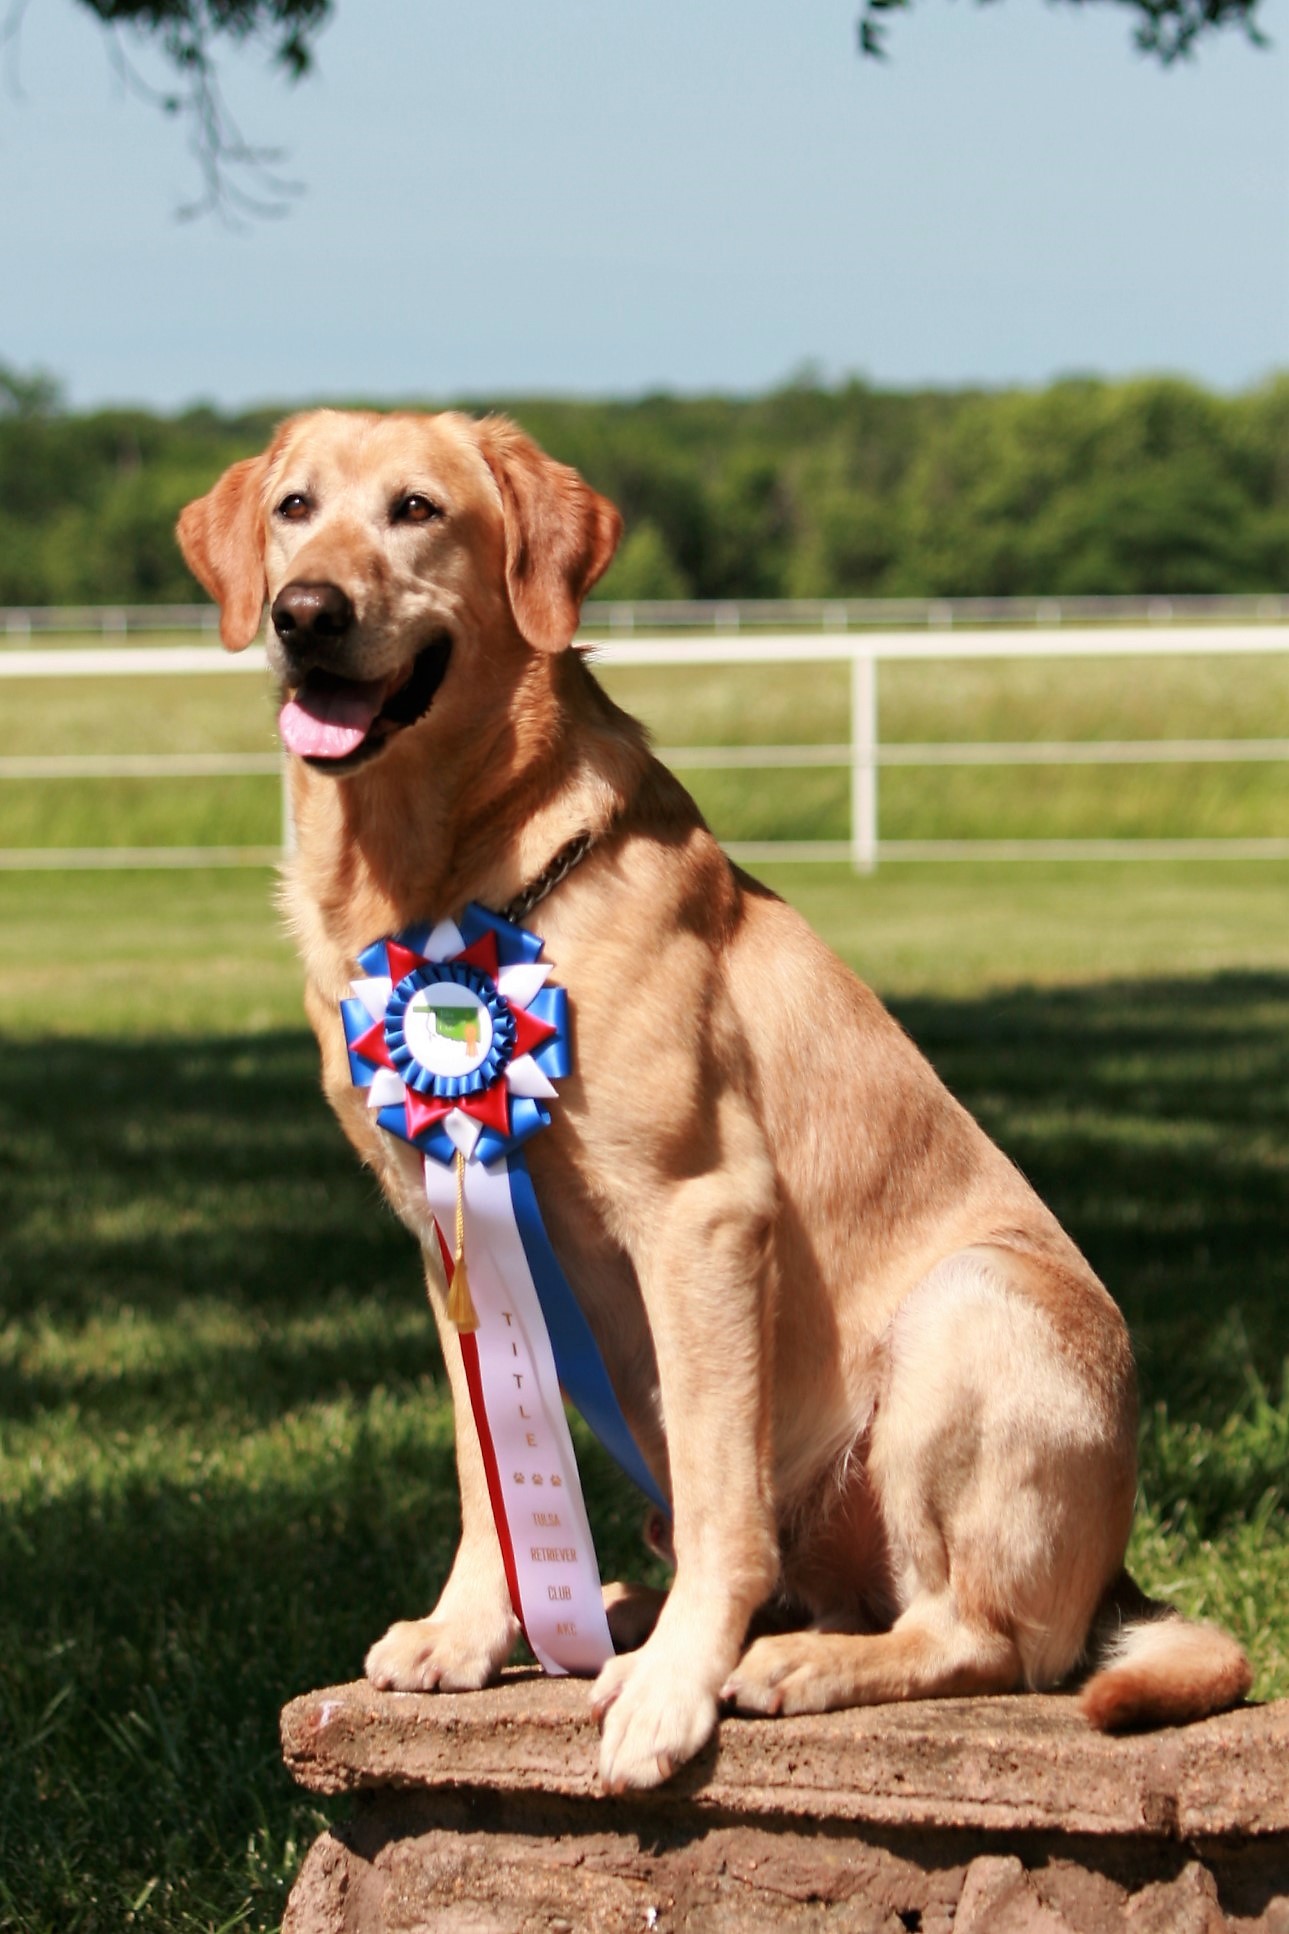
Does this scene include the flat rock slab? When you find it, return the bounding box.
[279,1680,1289,1933]
[281,1674,1289,1840]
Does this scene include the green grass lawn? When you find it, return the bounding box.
[2,651,1289,1931]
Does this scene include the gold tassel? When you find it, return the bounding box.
[446,1148,479,1333]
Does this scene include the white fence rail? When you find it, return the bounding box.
[1,612,1287,871]
[5,592,1288,637]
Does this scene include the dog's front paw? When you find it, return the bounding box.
[364,1613,515,1693]
[591,1645,719,1791]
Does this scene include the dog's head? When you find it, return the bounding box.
[176,410,622,774]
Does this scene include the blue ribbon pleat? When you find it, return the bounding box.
[506,1153,668,1514]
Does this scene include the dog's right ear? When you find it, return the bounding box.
[176,455,271,652]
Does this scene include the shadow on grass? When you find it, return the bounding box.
[0,1030,399,1323]
[10,975,1284,1419]
[1,974,1286,1930]
[0,1030,426,1427]
[2,973,1287,1422]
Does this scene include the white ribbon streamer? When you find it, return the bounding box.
[421,1152,615,1677]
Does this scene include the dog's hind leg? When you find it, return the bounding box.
[602,1580,669,1653]
[365,1246,521,1693]
[723,1595,1022,1714]
[726,1246,1137,1719]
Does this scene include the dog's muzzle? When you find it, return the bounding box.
[271,579,452,771]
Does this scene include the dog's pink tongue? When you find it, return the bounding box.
[279,671,386,760]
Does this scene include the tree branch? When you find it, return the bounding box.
[73,0,329,221]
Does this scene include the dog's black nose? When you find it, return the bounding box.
[271,581,354,645]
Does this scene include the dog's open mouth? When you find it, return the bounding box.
[278,636,452,769]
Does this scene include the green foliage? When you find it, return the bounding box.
[2,366,1286,607]
[892,378,1289,596]
[596,519,687,601]
[0,367,63,418]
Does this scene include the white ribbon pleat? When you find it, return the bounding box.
[421,1152,615,1677]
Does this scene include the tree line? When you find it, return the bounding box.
[1,364,1285,607]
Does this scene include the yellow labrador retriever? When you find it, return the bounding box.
[178,410,1250,1791]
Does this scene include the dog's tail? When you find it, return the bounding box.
[1079,1570,1252,1731]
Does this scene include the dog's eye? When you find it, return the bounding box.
[276,493,312,522]
[392,494,442,525]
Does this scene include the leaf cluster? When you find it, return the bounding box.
[75,0,330,82]
[858,0,1267,62]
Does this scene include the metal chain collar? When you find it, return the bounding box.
[498,829,598,926]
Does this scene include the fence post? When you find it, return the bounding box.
[850,649,878,874]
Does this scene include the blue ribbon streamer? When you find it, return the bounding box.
[506,1153,668,1514]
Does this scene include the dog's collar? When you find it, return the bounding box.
[498,829,599,926]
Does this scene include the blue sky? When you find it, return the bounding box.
[3,0,1286,409]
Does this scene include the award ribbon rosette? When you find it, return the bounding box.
[341,903,664,1677]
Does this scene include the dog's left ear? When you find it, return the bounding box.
[477,418,622,653]
[176,454,271,652]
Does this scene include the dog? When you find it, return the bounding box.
[177,409,1251,1791]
